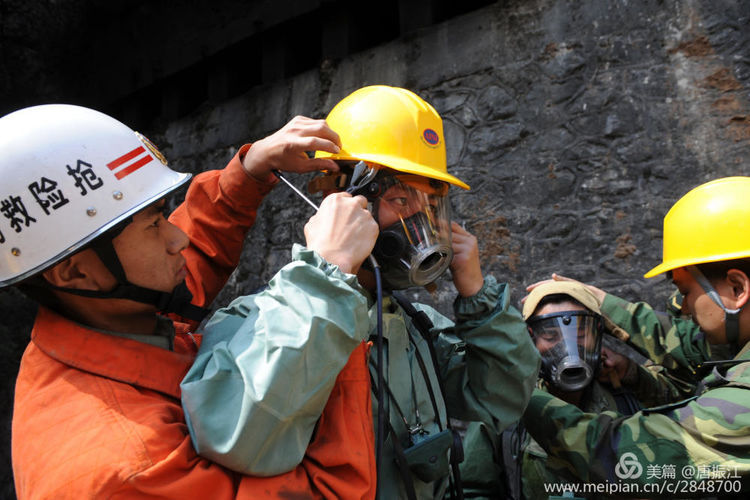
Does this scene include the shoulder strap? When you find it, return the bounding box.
[369,365,418,500]
[389,423,419,500]
[391,292,465,500]
[499,423,525,500]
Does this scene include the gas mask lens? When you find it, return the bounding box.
[528,311,602,392]
[373,174,452,290]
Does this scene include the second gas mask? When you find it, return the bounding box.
[527,310,603,392]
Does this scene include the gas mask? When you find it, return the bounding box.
[527,310,603,392]
[310,161,454,290]
[371,174,453,289]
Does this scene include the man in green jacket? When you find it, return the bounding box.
[180,85,540,499]
[523,177,750,498]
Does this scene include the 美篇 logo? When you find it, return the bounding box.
[615,452,643,480]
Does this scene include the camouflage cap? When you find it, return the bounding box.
[523,281,629,341]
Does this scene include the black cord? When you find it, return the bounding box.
[370,254,384,500]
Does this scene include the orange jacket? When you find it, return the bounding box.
[12,148,376,499]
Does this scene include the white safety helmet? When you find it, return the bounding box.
[0,104,191,287]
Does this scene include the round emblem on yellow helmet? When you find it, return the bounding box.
[421,128,440,148]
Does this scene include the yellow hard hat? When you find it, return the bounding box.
[644,176,750,278]
[317,85,470,190]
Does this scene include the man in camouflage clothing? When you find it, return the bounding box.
[461,281,685,499]
[523,177,750,498]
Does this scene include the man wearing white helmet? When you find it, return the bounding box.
[4,105,378,499]
[180,85,540,499]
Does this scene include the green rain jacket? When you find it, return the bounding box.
[522,293,750,497]
[181,244,540,499]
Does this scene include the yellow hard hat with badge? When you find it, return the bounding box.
[312,85,468,290]
[316,85,470,190]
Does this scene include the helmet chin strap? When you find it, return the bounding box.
[47,225,209,323]
[687,265,744,347]
[48,280,209,323]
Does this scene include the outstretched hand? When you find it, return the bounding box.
[304,192,378,275]
[450,222,484,297]
[241,116,342,181]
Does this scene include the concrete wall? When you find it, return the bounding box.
[2,0,749,497]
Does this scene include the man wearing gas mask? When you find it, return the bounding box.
[460,281,683,499]
[523,281,642,414]
[180,85,540,499]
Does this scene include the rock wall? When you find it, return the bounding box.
[1,0,749,497]
[157,0,750,315]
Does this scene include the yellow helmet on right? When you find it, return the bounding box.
[317,85,469,190]
[645,176,750,278]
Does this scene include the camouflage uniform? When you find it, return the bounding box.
[522,293,750,497]
[460,331,687,499]
[462,283,698,499]
[461,380,642,499]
